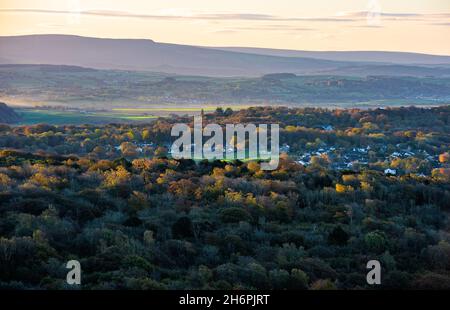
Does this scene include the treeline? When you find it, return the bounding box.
[0,106,448,154]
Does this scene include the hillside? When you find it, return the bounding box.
[1,35,450,77]
[0,102,21,123]
[211,47,450,65]
[1,65,449,108]
[0,35,346,77]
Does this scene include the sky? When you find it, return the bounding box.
[0,0,449,55]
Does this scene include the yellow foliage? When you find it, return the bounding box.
[360,181,373,192]
[342,174,356,183]
[336,183,354,193]
[335,183,347,193]
[439,152,449,163]
[30,172,65,188]
[212,167,225,177]
[142,129,151,140]
[247,161,260,173]
[0,173,11,186]
[104,166,131,187]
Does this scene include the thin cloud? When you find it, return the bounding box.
[1,8,449,24]
[341,11,450,21]
[431,22,450,26]
[0,9,181,20]
[353,25,384,28]
[210,30,238,34]
[344,11,421,18]
[0,8,356,22]
[226,25,316,31]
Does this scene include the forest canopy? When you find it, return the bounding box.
[0,106,449,289]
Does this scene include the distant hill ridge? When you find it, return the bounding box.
[210,47,450,65]
[1,34,450,77]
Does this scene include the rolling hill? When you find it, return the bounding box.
[1,35,450,77]
[209,47,450,65]
[1,64,449,108]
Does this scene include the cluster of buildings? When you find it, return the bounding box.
[290,144,442,175]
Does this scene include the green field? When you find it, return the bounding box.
[112,105,256,113]
[14,100,448,125]
[14,105,260,125]
[15,109,158,125]
[112,107,219,112]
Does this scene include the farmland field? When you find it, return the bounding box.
[13,105,260,125]
[15,109,158,125]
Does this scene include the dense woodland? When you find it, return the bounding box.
[0,106,449,289]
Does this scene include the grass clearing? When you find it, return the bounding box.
[15,109,158,125]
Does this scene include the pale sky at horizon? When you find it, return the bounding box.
[1,0,450,55]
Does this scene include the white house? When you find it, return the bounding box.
[384,169,397,175]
